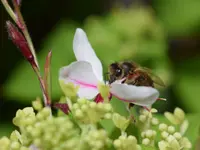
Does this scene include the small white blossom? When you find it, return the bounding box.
[59,28,160,107]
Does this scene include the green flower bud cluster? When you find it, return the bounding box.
[164,107,185,125]
[113,135,141,150]
[138,108,159,131]
[141,129,157,146]
[112,113,130,132]
[139,108,159,125]
[13,107,37,129]
[0,106,80,150]
[59,80,79,102]
[0,135,29,150]
[158,123,192,150]
[83,129,111,150]
[71,98,113,124]
[0,101,194,150]
[32,97,43,111]
[164,107,189,135]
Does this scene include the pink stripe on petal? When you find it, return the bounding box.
[69,77,97,89]
[111,92,136,103]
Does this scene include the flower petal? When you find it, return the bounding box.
[110,83,159,107]
[73,28,103,81]
[59,61,99,99]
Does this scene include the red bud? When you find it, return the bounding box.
[94,94,104,103]
[6,21,36,67]
[53,103,70,114]
[94,93,112,103]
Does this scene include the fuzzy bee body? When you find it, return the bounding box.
[108,61,164,87]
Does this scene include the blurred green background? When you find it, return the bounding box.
[1,0,200,143]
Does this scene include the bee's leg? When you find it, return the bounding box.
[126,103,136,123]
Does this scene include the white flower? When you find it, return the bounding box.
[59,28,159,107]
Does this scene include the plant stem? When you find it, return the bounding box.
[44,51,52,104]
[1,0,17,23]
[12,0,40,69]
[32,65,50,107]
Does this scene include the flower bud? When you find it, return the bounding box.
[151,117,159,125]
[10,130,21,142]
[81,104,88,112]
[20,146,29,150]
[164,112,179,125]
[139,115,146,123]
[142,138,150,145]
[0,137,10,149]
[104,113,112,119]
[97,82,110,102]
[150,108,158,113]
[145,130,154,138]
[180,137,192,149]
[53,103,70,114]
[32,98,43,111]
[10,141,21,150]
[173,132,182,140]
[89,102,97,109]
[169,137,180,149]
[174,107,185,122]
[161,131,169,139]
[6,21,36,67]
[180,120,189,135]
[113,139,121,148]
[112,113,130,131]
[167,126,175,134]
[158,140,168,150]
[41,107,51,117]
[74,109,83,118]
[159,123,168,131]
[59,81,79,99]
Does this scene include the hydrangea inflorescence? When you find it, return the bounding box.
[1,1,193,149]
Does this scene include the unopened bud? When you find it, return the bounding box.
[53,103,70,114]
[164,112,179,125]
[142,138,150,145]
[174,107,185,122]
[6,21,36,67]
[112,113,130,131]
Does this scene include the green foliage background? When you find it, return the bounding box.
[1,0,200,148]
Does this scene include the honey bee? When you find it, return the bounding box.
[108,61,165,117]
[108,61,165,88]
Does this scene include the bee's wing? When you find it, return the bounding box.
[137,67,166,87]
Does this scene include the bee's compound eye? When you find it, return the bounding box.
[115,69,122,77]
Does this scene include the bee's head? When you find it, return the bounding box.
[108,62,124,84]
